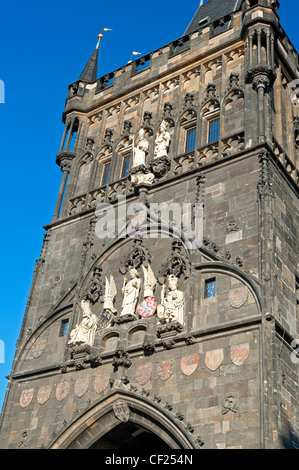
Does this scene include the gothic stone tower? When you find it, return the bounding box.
[1,0,298,450]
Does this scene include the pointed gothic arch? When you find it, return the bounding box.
[49,389,197,449]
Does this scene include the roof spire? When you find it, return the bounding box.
[78,28,112,83]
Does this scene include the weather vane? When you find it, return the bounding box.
[128,51,142,63]
[96,27,113,48]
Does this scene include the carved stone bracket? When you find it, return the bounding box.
[246,65,276,92]
[149,155,171,178]
[56,150,75,173]
[157,321,184,338]
[112,349,132,370]
[114,314,137,324]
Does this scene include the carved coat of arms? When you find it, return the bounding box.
[55,382,70,402]
[32,339,47,359]
[157,360,175,381]
[231,343,249,366]
[181,354,199,376]
[74,377,89,398]
[136,363,153,385]
[229,287,248,309]
[37,386,52,405]
[205,349,224,371]
[20,389,34,408]
[113,402,131,422]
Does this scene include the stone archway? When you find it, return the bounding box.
[50,390,196,449]
[90,421,171,450]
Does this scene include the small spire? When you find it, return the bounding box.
[78,28,112,83]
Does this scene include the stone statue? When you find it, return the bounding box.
[68,299,98,347]
[131,129,149,168]
[103,275,117,313]
[142,264,156,298]
[120,268,141,316]
[157,274,184,325]
[154,120,171,158]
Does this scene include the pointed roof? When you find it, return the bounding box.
[184,0,243,36]
[78,39,100,83]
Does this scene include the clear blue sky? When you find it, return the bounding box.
[0,0,298,412]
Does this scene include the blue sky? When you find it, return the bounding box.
[0,0,298,412]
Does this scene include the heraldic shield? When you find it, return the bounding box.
[181,354,199,376]
[20,389,34,408]
[113,402,131,422]
[205,349,224,371]
[136,363,153,385]
[231,343,249,366]
[157,360,175,381]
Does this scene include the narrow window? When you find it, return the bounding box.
[204,278,216,299]
[185,127,196,152]
[59,320,69,337]
[101,162,111,186]
[121,154,131,178]
[208,117,220,143]
[69,131,77,151]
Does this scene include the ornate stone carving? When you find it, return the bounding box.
[83,266,104,305]
[154,120,171,159]
[112,349,132,369]
[150,155,171,178]
[129,164,155,186]
[103,275,117,313]
[103,128,114,144]
[120,268,141,317]
[258,151,275,198]
[246,65,276,91]
[120,239,151,274]
[56,150,75,173]
[158,240,191,282]
[18,431,29,448]
[131,128,149,168]
[68,299,97,347]
[221,394,238,415]
[157,274,185,325]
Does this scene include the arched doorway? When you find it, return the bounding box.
[50,390,196,449]
[90,421,171,450]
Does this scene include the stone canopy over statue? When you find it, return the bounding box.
[157,274,185,325]
[68,299,98,347]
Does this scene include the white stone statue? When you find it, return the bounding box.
[142,264,156,298]
[157,274,184,325]
[154,120,171,158]
[120,268,141,316]
[103,275,117,313]
[68,299,98,347]
[131,128,149,168]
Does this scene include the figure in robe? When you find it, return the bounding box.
[120,268,141,316]
[68,299,98,347]
[154,120,171,158]
[132,128,149,168]
[157,274,184,325]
